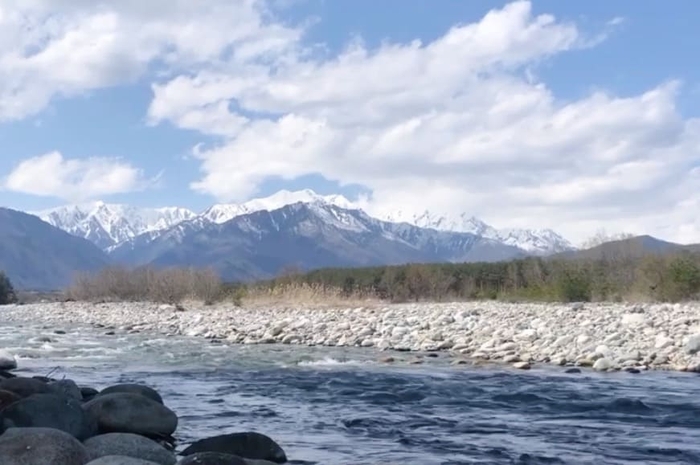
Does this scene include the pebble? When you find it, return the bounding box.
[1,301,700,373]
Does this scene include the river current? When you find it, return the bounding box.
[1,317,699,465]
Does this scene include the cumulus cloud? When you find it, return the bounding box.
[2,152,152,201]
[1,0,698,243]
[143,1,700,243]
[0,0,301,120]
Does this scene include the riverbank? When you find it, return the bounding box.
[1,301,699,373]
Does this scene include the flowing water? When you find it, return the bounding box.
[1,316,699,465]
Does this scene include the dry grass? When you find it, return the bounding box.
[67,266,225,304]
[238,282,384,309]
[65,266,383,308]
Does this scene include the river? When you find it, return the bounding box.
[1,317,699,464]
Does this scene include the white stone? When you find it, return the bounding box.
[360,338,374,348]
[684,334,700,355]
[553,335,574,347]
[655,335,674,349]
[621,313,646,326]
[595,345,612,358]
[498,342,517,351]
[593,358,614,371]
[516,329,538,342]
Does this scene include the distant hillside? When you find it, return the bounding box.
[0,208,111,290]
[554,235,699,260]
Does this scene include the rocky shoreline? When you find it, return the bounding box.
[2,300,700,373]
[0,364,288,464]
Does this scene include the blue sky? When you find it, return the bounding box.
[1,1,699,243]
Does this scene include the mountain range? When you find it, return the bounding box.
[1,189,583,289]
[35,189,575,254]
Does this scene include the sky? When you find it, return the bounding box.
[1,0,700,245]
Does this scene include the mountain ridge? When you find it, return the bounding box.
[0,207,111,290]
[109,202,530,282]
[33,189,574,255]
[36,201,197,249]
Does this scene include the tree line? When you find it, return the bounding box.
[253,250,700,303]
[2,238,700,305]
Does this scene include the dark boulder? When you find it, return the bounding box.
[178,452,250,465]
[84,432,176,465]
[0,369,17,379]
[0,376,54,398]
[181,432,287,464]
[99,383,164,404]
[81,386,100,402]
[83,392,178,436]
[49,379,84,400]
[0,393,98,440]
[0,426,89,465]
[86,457,160,465]
[0,389,21,410]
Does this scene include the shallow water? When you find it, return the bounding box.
[1,317,700,464]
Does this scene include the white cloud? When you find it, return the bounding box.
[143,1,700,243]
[3,152,151,201]
[1,0,698,244]
[0,0,301,120]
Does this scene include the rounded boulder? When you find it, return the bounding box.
[84,432,176,465]
[86,456,161,465]
[178,452,250,465]
[181,432,287,464]
[0,426,90,465]
[83,393,178,436]
[99,384,164,405]
[0,389,21,410]
[0,393,98,440]
[0,376,54,398]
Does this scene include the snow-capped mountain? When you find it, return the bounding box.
[496,228,574,254]
[380,210,573,254]
[109,202,529,281]
[35,201,197,249]
[31,189,575,256]
[383,210,499,237]
[201,189,355,224]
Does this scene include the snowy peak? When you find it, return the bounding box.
[495,228,574,254]
[36,202,197,249]
[31,188,575,256]
[201,189,355,224]
[383,210,499,237]
[379,209,573,254]
[201,204,250,225]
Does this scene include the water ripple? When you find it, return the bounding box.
[0,318,699,464]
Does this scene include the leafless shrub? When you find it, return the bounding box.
[66,266,224,304]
